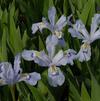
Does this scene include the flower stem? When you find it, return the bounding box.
[9,85,16,101]
[86,62,92,76]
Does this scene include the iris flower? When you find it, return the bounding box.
[68,14,100,62]
[32,6,67,46]
[22,46,77,87]
[0,54,41,86]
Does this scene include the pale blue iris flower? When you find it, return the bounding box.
[76,43,91,62]
[32,6,67,46]
[68,14,100,62]
[22,46,77,87]
[0,54,41,86]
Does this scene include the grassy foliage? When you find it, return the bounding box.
[0,0,100,101]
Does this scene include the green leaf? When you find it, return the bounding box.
[69,80,81,101]
[2,9,8,24]
[8,4,22,55]
[87,0,95,26]
[69,97,73,101]
[0,26,7,61]
[27,84,47,101]
[0,7,3,19]
[9,3,15,17]
[1,86,12,101]
[63,0,69,15]
[15,27,23,50]
[37,81,56,101]
[91,75,100,101]
[68,0,75,14]
[22,30,29,48]
[81,83,91,101]
[16,83,31,101]
[42,0,54,16]
[77,0,93,25]
[39,35,45,50]
[76,0,82,11]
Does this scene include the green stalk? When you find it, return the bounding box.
[86,62,92,76]
[39,34,46,50]
[9,85,16,101]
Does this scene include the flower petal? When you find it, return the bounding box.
[91,14,100,34]
[66,14,73,26]
[0,62,15,85]
[14,54,22,76]
[34,51,51,67]
[46,35,58,58]
[19,73,29,82]
[22,50,36,61]
[32,22,47,34]
[73,20,89,40]
[46,35,58,46]
[77,43,91,62]
[48,7,56,26]
[31,23,39,34]
[58,37,66,47]
[52,50,64,65]
[48,67,65,87]
[68,28,84,39]
[55,15,67,31]
[56,49,77,66]
[64,49,77,65]
[24,72,41,85]
[22,50,50,67]
[90,29,100,43]
[42,17,53,32]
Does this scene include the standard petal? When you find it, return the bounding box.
[90,29,100,43]
[64,49,77,65]
[32,22,47,34]
[48,7,56,26]
[46,35,58,58]
[57,49,77,66]
[34,51,51,67]
[31,23,39,34]
[73,20,89,40]
[24,72,41,85]
[66,14,73,26]
[14,53,22,75]
[22,50,36,61]
[55,15,67,31]
[68,28,84,39]
[52,50,64,65]
[46,35,58,46]
[77,43,91,62]
[48,66,65,87]
[56,49,77,66]
[42,17,53,32]
[90,14,100,34]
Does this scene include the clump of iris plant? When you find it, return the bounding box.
[68,14,100,62]
[0,54,41,86]
[31,6,68,46]
[1,6,100,89]
[22,43,77,87]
